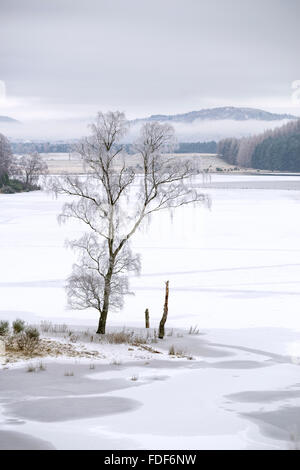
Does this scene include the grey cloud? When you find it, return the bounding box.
[0,0,299,126]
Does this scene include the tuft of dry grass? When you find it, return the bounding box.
[188,325,200,335]
[64,370,74,377]
[5,337,104,363]
[40,321,68,334]
[168,345,186,357]
[152,329,158,344]
[110,359,122,366]
[101,329,151,346]
[104,331,134,344]
[26,361,47,373]
[38,361,47,371]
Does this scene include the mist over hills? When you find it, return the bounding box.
[0,107,298,142]
[0,115,19,123]
[132,107,297,124]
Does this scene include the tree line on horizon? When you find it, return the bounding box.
[217,119,300,171]
[10,140,218,155]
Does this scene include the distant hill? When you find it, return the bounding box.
[133,107,297,124]
[0,115,19,123]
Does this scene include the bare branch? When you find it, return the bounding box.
[53,111,207,334]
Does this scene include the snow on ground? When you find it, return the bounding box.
[1,327,300,450]
[1,174,300,331]
[1,174,300,449]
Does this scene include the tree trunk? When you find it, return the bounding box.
[97,309,108,335]
[96,268,113,334]
[158,281,169,339]
[145,308,150,328]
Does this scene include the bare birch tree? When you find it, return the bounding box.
[51,111,208,334]
[17,152,48,188]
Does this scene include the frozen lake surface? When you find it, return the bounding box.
[0,173,300,332]
[1,173,300,450]
[1,327,300,450]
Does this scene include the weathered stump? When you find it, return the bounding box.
[158,281,169,339]
[145,309,150,328]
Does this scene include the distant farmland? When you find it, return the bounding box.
[40,152,236,175]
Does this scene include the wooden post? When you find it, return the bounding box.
[158,280,169,339]
[145,308,150,328]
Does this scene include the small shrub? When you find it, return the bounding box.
[131,375,139,381]
[25,327,40,340]
[0,185,15,194]
[27,364,36,373]
[0,172,9,188]
[0,179,40,194]
[169,345,176,356]
[13,319,26,335]
[17,326,40,355]
[0,320,9,336]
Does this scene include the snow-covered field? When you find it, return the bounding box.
[1,174,300,331]
[1,174,300,450]
[39,152,235,175]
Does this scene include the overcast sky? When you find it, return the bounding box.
[0,0,299,126]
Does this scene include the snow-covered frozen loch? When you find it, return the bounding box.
[1,173,300,450]
[1,173,300,331]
